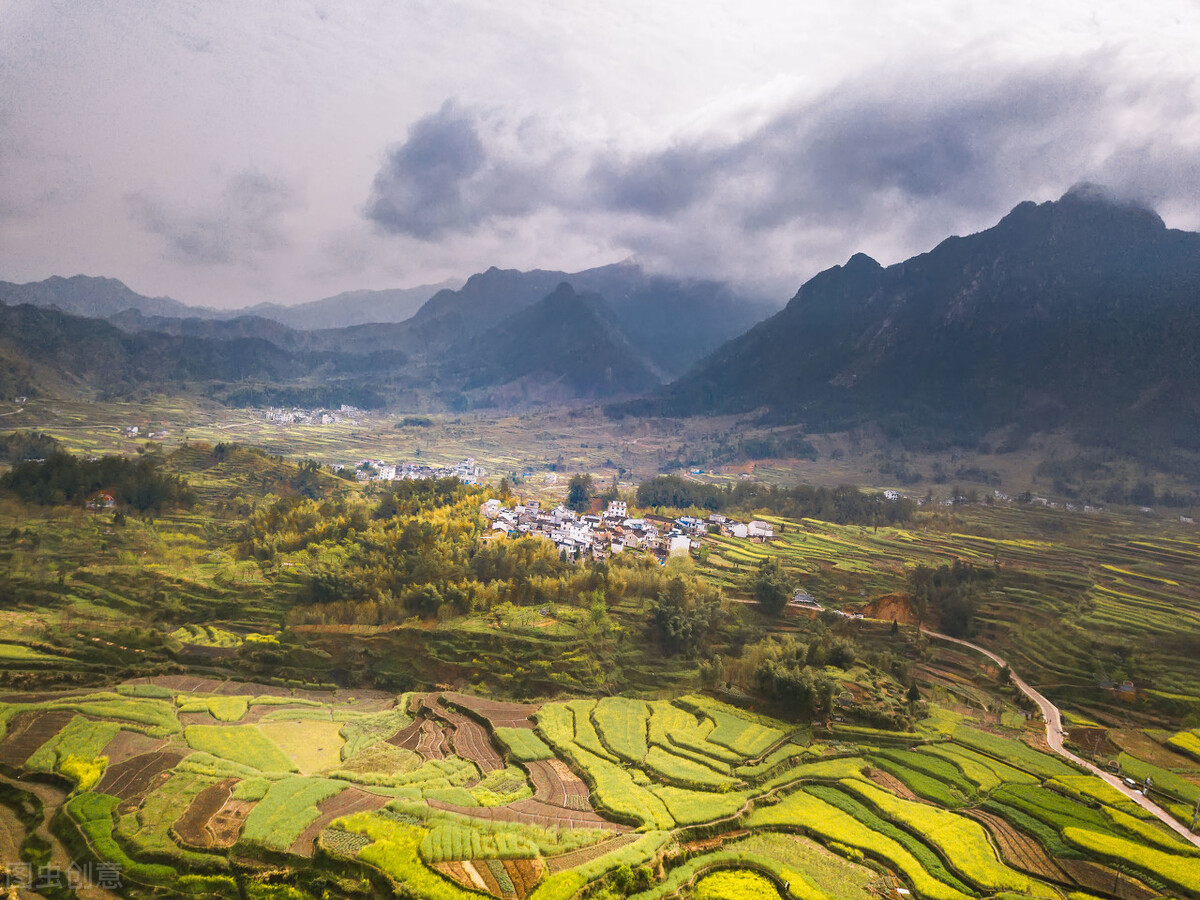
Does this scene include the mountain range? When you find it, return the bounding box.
[5,186,1200,458]
[0,262,773,406]
[618,185,1200,453]
[0,275,458,329]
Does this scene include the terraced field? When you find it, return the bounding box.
[699,505,1200,711]
[2,668,1200,900]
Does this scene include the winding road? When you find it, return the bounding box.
[923,628,1200,850]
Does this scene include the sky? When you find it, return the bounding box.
[1,1,1198,309]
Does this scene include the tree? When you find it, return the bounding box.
[749,557,790,616]
[566,473,594,512]
[650,575,720,657]
[906,681,921,704]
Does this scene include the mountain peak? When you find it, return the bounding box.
[1058,181,1163,223]
[630,188,1200,447]
[844,252,882,272]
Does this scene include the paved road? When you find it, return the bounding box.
[922,627,1200,850]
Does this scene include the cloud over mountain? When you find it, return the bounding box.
[361,53,1200,295]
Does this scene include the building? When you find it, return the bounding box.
[747,520,774,541]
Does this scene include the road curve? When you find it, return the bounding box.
[922,628,1200,850]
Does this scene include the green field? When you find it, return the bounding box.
[2,422,1200,900]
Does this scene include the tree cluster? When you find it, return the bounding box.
[635,476,914,525]
[749,557,791,615]
[649,572,723,657]
[0,451,196,512]
[0,431,61,463]
[907,560,993,637]
[749,634,858,719]
[566,473,593,512]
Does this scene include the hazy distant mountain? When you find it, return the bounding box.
[400,261,775,378]
[621,185,1200,451]
[108,309,304,347]
[0,275,213,320]
[2,274,456,331]
[2,261,773,408]
[0,302,301,399]
[8,263,772,383]
[241,282,458,329]
[444,283,661,399]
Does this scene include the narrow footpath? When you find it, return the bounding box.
[922,628,1200,850]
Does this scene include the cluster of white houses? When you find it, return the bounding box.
[335,458,487,485]
[264,405,363,426]
[480,499,774,561]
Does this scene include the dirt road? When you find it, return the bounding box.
[923,628,1200,850]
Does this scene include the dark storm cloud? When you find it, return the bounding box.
[364,54,1200,295]
[365,101,551,239]
[127,170,299,266]
[585,61,1121,230]
[589,146,717,216]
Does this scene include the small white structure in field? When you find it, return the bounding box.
[747,520,774,540]
[667,534,692,557]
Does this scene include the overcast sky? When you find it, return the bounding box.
[2,1,1198,308]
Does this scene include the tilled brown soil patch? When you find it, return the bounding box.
[0,710,74,766]
[545,833,638,874]
[96,748,186,800]
[173,778,236,850]
[427,797,627,831]
[1057,858,1159,900]
[100,729,166,766]
[289,787,387,857]
[442,693,540,729]
[525,759,590,810]
[964,809,1068,882]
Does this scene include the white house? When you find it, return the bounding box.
[748,520,774,540]
[606,500,628,519]
[667,534,692,557]
[481,499,502,518]
[730,523,749,539]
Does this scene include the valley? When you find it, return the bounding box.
[2,194,1200,900]
[0,425,1199,899]
[7,5,1200,899]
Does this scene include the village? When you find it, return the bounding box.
[335,457,488,485]
[262,404,364,426]
[479,497,775,563]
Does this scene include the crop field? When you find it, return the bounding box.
[5,421,1200,899]
[696,502,1200,713]
[2,676,1199,899]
